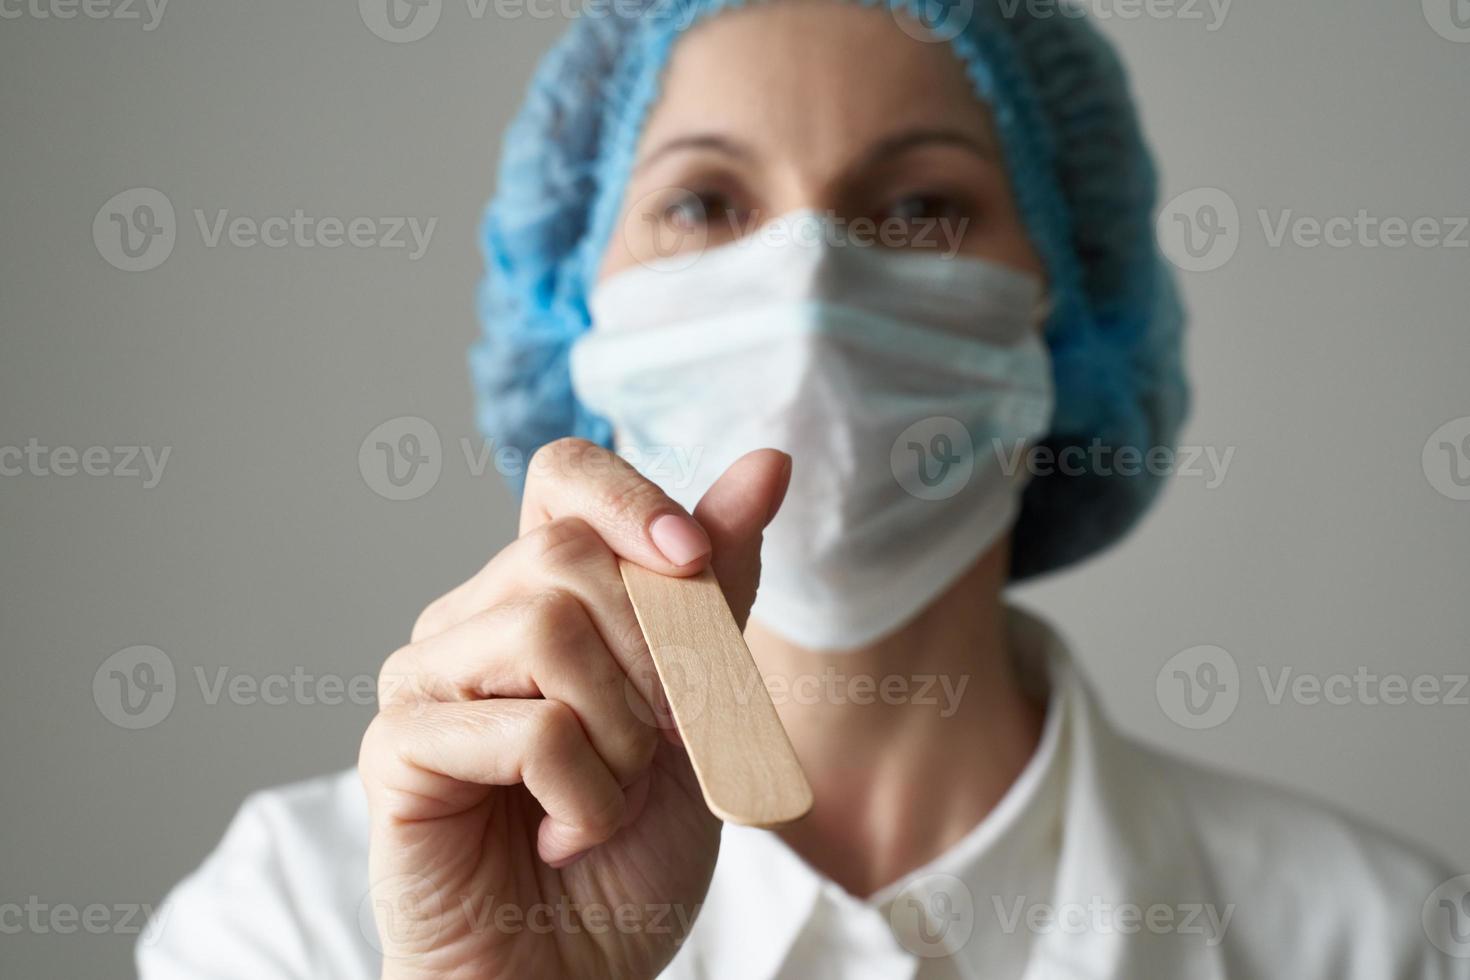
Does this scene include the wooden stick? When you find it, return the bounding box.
[619,562,813,828]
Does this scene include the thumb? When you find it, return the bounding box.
[692,449,791,629]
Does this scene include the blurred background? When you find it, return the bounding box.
[2,0,1468,974]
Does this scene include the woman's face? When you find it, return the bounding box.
[598,0,1044,283]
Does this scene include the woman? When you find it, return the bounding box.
[140,0,1462,977]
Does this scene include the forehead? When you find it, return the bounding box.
[638,0,997,156]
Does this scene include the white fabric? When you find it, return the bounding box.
[572,214,1054,650]
[138,608,1467,979]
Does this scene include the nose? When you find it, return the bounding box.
[744,166,848,231]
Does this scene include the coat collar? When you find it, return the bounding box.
[1024,610,1230,979]
[672,606,1230,980]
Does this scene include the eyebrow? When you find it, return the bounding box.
[633,133,755,174]
[632,125,996,175]
[860,126,997,168]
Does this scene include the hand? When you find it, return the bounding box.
[358,438,791,980]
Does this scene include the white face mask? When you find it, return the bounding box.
[571,210,1054,650]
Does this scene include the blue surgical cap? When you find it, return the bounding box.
[470,0,1189,581]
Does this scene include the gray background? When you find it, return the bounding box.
[2,0,1468,975]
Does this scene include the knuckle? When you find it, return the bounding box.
[540,435,596,463]
[581,789,626,841]
[528,436,597,485]
[595,477,669,530]
[527,699,582,758]
[376,645,414,707]
[410,595,452,643]
[358,709,404,774]
[523,589,597,661]
[612,719,659,778]
[527,516,611,569]
[614,614,652,664]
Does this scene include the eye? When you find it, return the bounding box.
[869,191,980,251]
[661,188,739,232]
[883,192,969,225]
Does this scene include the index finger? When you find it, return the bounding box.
[520,437,711,576]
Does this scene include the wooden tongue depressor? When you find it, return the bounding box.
[619,561,814,828]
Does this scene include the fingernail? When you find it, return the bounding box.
[547,849,587,869]
[649,513,711,567]
[767,452,793,524]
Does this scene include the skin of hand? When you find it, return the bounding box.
[358,438,792,980]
